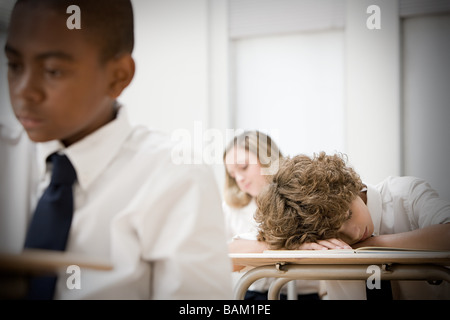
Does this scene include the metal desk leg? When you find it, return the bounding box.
[233,266,278,300]
[287,280,298,300]
[267,277,292,300]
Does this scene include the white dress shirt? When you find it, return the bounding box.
[326,176,450,300]
[0,107,233,300]
[223,199,259,243]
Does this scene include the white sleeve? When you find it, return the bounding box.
[232,219,260,241]
[392,176,450,228]
[0,121,35,253]
[407,177,450,227]
[137,164,233,299]
[223,199,260,242]
[232,231,258,241]
[222,201,235,242]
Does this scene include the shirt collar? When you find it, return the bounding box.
[36,141,64,179]
[36,107,133,190]
[366,183,383,236]
[367,185,382,236]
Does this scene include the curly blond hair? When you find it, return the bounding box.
[255,152,364,249]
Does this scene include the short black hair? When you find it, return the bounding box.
[12,0,134,62]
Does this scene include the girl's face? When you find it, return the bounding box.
[337,196,375,245]
[225,146,268,197]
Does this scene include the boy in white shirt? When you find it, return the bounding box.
[1,0,232,299]
[238,152,450,299]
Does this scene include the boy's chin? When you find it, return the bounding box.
[24,131,58,143]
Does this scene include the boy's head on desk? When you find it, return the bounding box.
[255,152,375,249]
[5,0,135,147]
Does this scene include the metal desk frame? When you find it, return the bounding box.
[230,251,450,300]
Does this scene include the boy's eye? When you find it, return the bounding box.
[347,209,353,220]
[7,62,23,74]
[45,68,63,78]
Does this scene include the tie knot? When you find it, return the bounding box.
[49,154,77,185]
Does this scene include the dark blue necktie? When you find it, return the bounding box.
[24,153,77,300]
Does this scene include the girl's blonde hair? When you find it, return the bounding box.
[223,131,283,208]
[255,152,364,249]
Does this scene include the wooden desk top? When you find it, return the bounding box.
[0,249,113,275]
[230,249,450,268]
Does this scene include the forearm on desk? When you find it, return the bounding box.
[228,240,268,272]
[354,223,450,250]
[228,239,268,253]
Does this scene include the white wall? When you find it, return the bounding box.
[232,30,345,158]
[229,0,450,200]
[344,0,401,184]
[122,0,230,188]
[230,0,403,186]
[122,0,210,132]
[403,13,450,201]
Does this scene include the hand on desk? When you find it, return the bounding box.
[295,238,352,250]
[228,238,352,271]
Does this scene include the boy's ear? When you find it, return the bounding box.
[107,54,135,99]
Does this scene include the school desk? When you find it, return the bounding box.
[0,248,113,299]
[229,249,450,300]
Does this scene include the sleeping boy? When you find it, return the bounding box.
[234,152,450,299]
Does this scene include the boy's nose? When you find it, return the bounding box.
[12,71,45,104]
